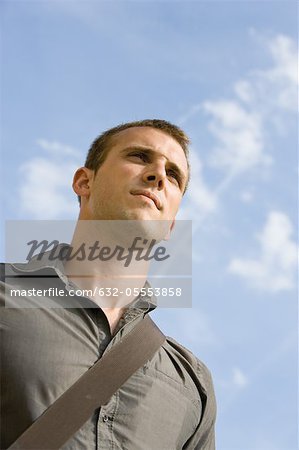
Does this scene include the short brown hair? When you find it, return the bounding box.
[79,119,191,203]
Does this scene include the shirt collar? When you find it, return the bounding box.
[11,243,157,311]
[11,243,70,284]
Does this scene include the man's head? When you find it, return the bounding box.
[73,119,190,227]
[84,119,190,190]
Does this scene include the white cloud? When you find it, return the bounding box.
[239,190,254,203]
[269,35,298,85]
[19,140,81,219]
[153,308,216,347]
[203,100,272,175]
[201,33,296,180]
[234,80,254,104]
[232,367,249,388]
[256,34,298,112]
[235,33,298,113]
[178,309,216,346]
[177,104,201,126]
[228,211,298,292]
[36,139,81,157]
[177,150,217,221]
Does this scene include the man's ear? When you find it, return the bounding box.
[164,219,176,241]
[72,167,94,200]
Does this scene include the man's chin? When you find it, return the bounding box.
[123,217,172,244]
[91,208,173,242]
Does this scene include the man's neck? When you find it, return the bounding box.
[63,223,151,329]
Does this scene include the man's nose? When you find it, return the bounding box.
[142,164,166,189]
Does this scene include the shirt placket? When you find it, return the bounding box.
[95,307,148,450]
[96,391,119,450]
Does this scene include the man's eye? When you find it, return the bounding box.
[167,170,180,185]
[129,152,148,162]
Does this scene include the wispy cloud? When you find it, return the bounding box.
[177,150,217,221]
[178,308,216,346]
[182,32,296,235]
[36,139,81,157]
[250,32,298,113]
[232,32,298,147]
[203,100,272,175]
[153,308,216,348]
[232,367,249,388]
[228,211,298,292]
[239,189,255,203]
[202,32,297,178]
[19,140,81,219]
[219,329,297,417]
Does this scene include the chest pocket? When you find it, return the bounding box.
[104,355,201,450]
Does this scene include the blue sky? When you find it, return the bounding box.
[1,1,298,449]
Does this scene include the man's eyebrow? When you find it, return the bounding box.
[121,145,188,187]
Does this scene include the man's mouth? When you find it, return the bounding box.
[130,190,162,210]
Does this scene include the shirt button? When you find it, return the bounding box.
[103,415,109,422]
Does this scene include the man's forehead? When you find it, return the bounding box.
[109,126,188,166]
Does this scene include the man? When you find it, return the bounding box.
[1,119,216,449]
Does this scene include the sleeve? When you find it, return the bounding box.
[183,360,217,450]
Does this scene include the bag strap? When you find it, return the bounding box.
[8,314,165,450]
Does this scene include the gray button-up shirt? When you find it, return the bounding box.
[0,254,216,450]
